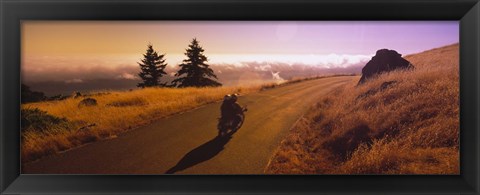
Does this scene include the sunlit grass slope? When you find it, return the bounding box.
[266,43,459,174]
[22,85,260,163]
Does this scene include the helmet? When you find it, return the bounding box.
[224,94,232,101]
[231,93,238,102]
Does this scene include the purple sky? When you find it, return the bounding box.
[22,21,459,83]
[24,21,459,56]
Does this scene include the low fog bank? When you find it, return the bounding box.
[23,61,365,96]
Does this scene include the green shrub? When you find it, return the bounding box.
[21,108,70,133]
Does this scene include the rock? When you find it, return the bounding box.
[78,98,97,107]
[358,49,414,85]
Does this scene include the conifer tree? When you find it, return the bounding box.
[172,38,221,87]
[137,44,168,88]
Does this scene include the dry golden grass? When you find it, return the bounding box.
[22,85,261,163]
[266,43,459,174]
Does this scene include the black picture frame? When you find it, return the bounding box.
[1,0,479,194]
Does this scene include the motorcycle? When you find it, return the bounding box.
[217,106,248,137]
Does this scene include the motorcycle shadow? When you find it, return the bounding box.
[165,131,236,174]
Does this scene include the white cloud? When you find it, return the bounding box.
[22,53,370,83]
[206,53,371,68]
[65,79,83,84]
[255,64,272,71]
[117,72,136,80]
[271,71,286,83]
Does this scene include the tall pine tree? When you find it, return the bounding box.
[137,44,168,88]
[172,38,222,88]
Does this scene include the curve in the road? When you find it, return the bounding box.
[23,76,357,174]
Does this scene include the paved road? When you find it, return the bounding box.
[23,76,357,174]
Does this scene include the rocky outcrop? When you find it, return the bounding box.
[358,49,414,85]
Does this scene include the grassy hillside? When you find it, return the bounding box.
[266,43,459,174]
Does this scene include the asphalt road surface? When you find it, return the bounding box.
[23,76,357,174]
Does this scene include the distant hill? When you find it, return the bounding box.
[266,43,459,174]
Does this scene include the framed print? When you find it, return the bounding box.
[1,0,479,194]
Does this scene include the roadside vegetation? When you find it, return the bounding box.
[21,85,258,163]
[266,43,459,174]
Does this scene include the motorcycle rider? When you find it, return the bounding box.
[220,93,243,129]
